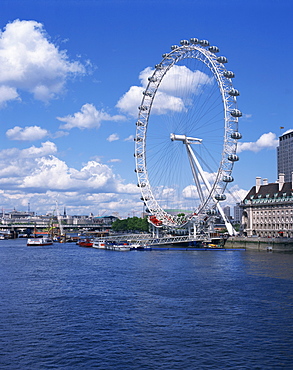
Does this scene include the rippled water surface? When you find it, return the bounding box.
[1,239,292,369]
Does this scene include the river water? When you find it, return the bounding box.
[0,239,292,369]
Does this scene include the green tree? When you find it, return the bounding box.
[111,217,149,232]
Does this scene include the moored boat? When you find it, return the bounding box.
[78,238,93,247]
[92,239,136,251]
[27,237,53,246]
[92,240,106,249]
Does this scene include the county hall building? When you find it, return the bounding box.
[241,174,293,238]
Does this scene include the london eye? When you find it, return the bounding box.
[134,38,242,234]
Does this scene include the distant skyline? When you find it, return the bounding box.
[0,0,292,217]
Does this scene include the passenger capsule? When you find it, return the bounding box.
[134,152,143,158]
[230,109,242,118]
[134,136,143,142]
[138,182,146,187]
[231,132,242,139]
[228,88,240,96]
[190,38,199,44]
[162,53,168,58]
[207,209,217,215]
[135,168,143,173]
[148,76,157,82]
[155,64,163,69]
[208,46,219,53]
[223,175,234,183]
[171,45,179,50]
[217,56,228,63]
[180,39,189,45]
[228,154,239,162]
[199,40,210,47]
[143,91,152,97]
[223,70,235,78]
[215,194,226,201]
[136,120,144,126]
[138,105,148,111]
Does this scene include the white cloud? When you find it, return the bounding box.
[222,184,248,208]
[57,103,125,130]
[21,141,57,158]
[6,125,49,140]
[116,65,213,117]
[0,142,58,187]
[116,85,144,117]
[237,132,279,153]
[0,142,139,205]
[0,85,19,106]
[108,159,122,163]
[107,133,119,142]
[124,135,134,141]
[0,19,86,104]
[0,141,57,161]
[182,185,198,199]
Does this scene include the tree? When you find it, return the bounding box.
[111,217,149,232]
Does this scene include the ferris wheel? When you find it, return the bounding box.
[134,38,242,231]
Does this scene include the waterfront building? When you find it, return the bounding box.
[241,174,293,237]
[234,203,242,223]
[277,129,293,182]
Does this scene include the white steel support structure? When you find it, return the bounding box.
[171,133,237,236]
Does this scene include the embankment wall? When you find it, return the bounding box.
[225,237,293,252]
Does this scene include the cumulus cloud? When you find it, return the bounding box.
[57,103,125,130]
[0,141,57,161]
[0,141,139,200]
[237,132,279,153]
[0,142,57,187]
[116,65,212,117]
[124,135,134,141]
[107,133,119,142]
[0,19,87,105]
[0,85,19,106]
[6,125,49,140]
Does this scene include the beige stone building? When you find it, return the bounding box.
[241,174,293,238]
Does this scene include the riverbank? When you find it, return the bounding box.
[225,236,293,252]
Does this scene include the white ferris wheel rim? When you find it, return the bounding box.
[134,39,241,227]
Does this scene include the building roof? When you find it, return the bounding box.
[244,182,293,201]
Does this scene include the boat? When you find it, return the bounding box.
[108,244,131,251]
[78,238,93,248]
[27,237,53,246]
[92,240,107,249]
[92,239,133,251]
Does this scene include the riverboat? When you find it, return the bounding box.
[27,237,53,246]
[92,240,106,249]
[77,238,93,248]
[92,239,141,251]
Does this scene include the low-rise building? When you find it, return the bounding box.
[241,174,293,237]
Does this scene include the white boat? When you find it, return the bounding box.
[92,240,107,249]
[27,237,53,246]
[108,244,131,251]
[92,239,131,251]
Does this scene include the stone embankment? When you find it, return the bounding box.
[225,236,293,252]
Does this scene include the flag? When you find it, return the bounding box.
[280,126,284,129]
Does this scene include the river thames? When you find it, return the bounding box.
[0,239,292,369]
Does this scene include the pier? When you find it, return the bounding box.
[93,233,224,248]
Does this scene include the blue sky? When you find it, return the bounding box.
[0,0,292,217]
